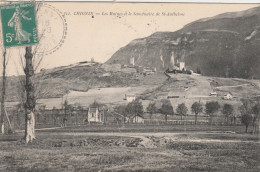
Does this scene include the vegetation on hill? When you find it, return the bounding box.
[107,6,260,79]
[0,62,141,102]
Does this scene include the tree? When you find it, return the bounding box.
[159,100,174,122]
[24,47,36,143]
[89,100,100,108]
[146,102,157,120]
[0,49,7,133]
[240,112,253,133]
[176,103,188,120]
[52,106,59,126]
[205,101,220,125]
[16,3,46,143]
[99,104,108,124]
[196,67,201,74]
[113,105,127,124]
[222,104,234,125]
[239,99,254,133]
[252,103,260,134]
[62,100,70,127]
[125,100,144,123]
[191,102,203,124]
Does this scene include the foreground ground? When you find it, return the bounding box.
[0,125,259,171]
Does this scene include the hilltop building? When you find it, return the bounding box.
[179,62,185,71]
[170,51,186,71]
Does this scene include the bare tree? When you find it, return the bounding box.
[62,100,70,127]
[252,103,260,134]
[52,106,59,126]
[14,2,47,143]
[15,48,45,143]
[24,47,36,143]
[0,49,7,133]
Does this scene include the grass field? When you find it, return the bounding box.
[34,124,247,133]
[0,125,259,172]
[2,73,260,171]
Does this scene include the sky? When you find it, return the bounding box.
[0,2,259,76]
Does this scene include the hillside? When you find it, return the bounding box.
[106,6,260,79]
[2,60,260,103]
[1,61,260,113]
[1,62,142,102]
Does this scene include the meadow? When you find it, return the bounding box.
[0,124,259,172]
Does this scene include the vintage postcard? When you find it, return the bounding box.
[0,1,259,171]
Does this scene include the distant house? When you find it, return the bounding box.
[167,95,180,99]
[121,67,137,74]
[224,93,233,100]
[130,57,135,66]
[88,106,103,123]
[143,68,155,75]
[102,73,111,77]
[125,94,136,102]
[210,92,217,97]
[101,64,121,72]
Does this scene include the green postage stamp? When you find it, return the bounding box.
[0,2,38,48]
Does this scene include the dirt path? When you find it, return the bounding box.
[214,83,249,89]
[187,75,213,97]
[39,132,260,144]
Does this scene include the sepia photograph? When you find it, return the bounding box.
[0,1,259,171]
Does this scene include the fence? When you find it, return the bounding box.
[6,108,89,131]
[143,117,242,126]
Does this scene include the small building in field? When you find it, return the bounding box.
[102,73,111,77]
[143,68,155,75]
[101,64,121,72]
[224,93,233,100]
[210,92,217,97]
[88,106,103,123]
[121,67,137,74]
[130,57,135,66]
[125,94,136,102]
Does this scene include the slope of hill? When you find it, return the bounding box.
[0,62,141,102]
[106,6,260,79]
[1,61,260,111]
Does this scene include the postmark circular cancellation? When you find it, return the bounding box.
[36,3,67,55]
